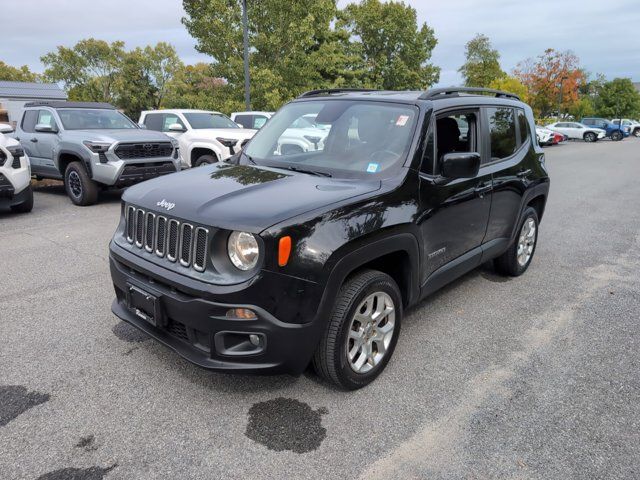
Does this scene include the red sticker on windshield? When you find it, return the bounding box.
[396,115,409,126]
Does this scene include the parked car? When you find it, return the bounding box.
[611,118,640,137]
[535,126,555,146]
[109,87,549,389]
[546,122,606,142]
[581,117,629,141]
[14,102,181,206]
[276,113,331,155]
[140,109,256,168]
[230,111,274,130]
[0,124,33,213]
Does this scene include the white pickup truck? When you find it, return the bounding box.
[139,109,256,168]
[0,124,33,213]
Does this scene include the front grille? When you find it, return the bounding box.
[115,142,173,160]
[125,205,209,272]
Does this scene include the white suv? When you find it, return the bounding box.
[139,110,257,168]
[0,124,33,213]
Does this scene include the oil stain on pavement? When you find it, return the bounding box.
[0,385,50,427]
[246,397,327,453]
[36,465,116,480]
[75,434,98,452]
[112,321,149,343]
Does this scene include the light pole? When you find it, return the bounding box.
[558,75,568,121]
[242,0,251,111]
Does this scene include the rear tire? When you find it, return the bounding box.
[64,161,98,206]
[194,154,218,167]
[611,131,623,141]
[312,270,402,390]
[583,132,596,143]
[10,185,34,213]
[494,207,539,277]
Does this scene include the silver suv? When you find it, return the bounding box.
[15,102,181,205]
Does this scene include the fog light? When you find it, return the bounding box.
[249,334,260,346]
[226,308,257,320]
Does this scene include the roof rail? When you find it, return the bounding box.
[298,88,378,98]
[419,87,520,101]
[23,101,116,109]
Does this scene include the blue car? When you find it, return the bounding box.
[581,117,630,141]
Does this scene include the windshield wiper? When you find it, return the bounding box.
[284,166,332,178]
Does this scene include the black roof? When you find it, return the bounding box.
[23,101,116,109]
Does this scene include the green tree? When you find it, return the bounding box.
[0,61,40,82]
[459,34,504,88]
[41,39,126,102]
[593,78,640,119]
[338,0,439,90]
[489,76,529,103]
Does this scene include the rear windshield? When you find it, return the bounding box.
[57,109,137,130]
[184,113,239,129]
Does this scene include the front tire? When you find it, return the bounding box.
[583,132,596,143]
[313,270,402,390]
[494,207,539,277]
[64,161,99,206]
[633,128,640,138]
[194,154,218,167]
[10,185,34,213]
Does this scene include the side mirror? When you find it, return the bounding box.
[168,123,186,132]
[35,123,57,133]
[0,123,14,134]
[439,152,480,181]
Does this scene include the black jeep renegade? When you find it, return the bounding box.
[109,87,550,390]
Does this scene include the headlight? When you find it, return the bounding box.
[82,141,112,153]
[170,138,179,148]
[227,231,259,270]
[217,138,238,148]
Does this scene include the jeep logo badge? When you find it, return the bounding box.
[156,199,175,211]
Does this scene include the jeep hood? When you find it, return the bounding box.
[122,162,381,232]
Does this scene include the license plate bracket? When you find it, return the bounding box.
[126,283,163,327]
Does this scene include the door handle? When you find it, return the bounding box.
[474,184,492,197]
[517,169,532,178]
[30,138,38,143]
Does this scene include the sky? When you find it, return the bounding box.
[1,0,638,87]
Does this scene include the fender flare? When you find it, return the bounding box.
[509,181,549,244]
[315,231,422,323]
[187,143,223,165]
[55,147,93,177]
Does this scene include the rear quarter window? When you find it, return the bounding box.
[487,107,517,161]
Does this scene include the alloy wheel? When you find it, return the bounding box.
[68,171,82,198]
[346,291,395,374]
[517,217,536,267]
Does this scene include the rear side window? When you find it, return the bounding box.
[21,110,38,133]
[234,114,253,128]
[144,114,163,131]
[487,107,517,161]
[583,119,593,125]
[517,109,530,145]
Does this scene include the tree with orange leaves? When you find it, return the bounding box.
[514,49,585,118]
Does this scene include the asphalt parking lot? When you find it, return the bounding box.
[1,139,639,479]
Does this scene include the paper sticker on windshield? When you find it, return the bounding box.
[367,163,379,173]
[396,115,409,126]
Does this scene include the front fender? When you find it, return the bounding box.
[187,141,223,162]
[54,142,92,173]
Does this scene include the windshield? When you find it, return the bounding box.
[184,112,239,129]
[58,109,137,130]
[243,100,418,178]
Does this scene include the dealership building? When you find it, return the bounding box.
[0,81,67,126]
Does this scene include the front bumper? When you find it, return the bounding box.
[109,245,327,374]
